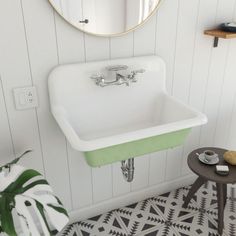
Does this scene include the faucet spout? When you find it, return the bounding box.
[116,73,130,86]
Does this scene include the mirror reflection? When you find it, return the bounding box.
[50,0,162,36]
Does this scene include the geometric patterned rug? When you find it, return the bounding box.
[58,182,236,236]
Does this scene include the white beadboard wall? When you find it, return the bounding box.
[1,0,236,220]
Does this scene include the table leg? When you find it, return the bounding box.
[223,184,227,208]
[216,183,225,235]
[183,177,205,208]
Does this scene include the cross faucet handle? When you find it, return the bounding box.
[90,73,104,80]
[90,73,105,86]
[128,69,145,82]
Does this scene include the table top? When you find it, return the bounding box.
[188,147,236,184]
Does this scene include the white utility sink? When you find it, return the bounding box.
[48,56,207,167]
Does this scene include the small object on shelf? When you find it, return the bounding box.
[224,151,236,165]
[215,165,229,176]
[204,28,236,47]
[220,22,236,33]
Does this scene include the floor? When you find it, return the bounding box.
[59,182,236,236]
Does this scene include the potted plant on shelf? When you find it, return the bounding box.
[0,150,69,236]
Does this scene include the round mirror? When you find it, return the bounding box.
[49,0,163,37]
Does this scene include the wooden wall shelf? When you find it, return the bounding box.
[204,29,236,47]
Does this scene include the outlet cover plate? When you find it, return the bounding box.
[13,86,38,110]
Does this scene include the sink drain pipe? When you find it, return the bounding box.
[121,158,134,182]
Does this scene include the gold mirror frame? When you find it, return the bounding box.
[49,0,164,37]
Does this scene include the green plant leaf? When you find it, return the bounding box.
[0,150,32,173]
[35,200,55,235]
[5,169,41,193]
[0,196,17,236]
[47,204,69,217]
[0,164,69,235]
[20,179,49,193]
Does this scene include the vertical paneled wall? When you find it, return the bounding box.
[0,0,236,215]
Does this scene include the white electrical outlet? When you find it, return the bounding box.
[13,86,38,110]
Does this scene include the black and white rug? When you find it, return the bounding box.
[59,182,236,236]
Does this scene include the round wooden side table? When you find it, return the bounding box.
[183,147,236,235]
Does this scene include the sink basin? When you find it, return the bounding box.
[48,56,207,167]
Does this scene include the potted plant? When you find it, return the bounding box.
[0,150,69,236]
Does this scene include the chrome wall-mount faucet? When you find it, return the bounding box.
[90,65,145,87]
